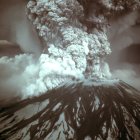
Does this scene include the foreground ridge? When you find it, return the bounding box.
[0,80,140,140]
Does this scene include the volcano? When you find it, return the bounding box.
[0,80,140,140]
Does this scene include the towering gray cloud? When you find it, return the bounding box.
[27,0,112,81]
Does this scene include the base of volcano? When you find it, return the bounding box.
[0,80,140,140]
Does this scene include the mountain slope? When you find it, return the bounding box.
[0,80,140,140]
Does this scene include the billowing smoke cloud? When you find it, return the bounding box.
[0,54,75,99]
[0,55,38,99]
[27,0,112,80]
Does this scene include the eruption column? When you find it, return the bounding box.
[27,0,112,81]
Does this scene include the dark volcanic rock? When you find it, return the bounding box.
[0,80,140,140]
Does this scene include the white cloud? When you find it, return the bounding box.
[113,67,140,90]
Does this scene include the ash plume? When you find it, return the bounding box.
[27,0,112,81]
[26,0,140,81]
